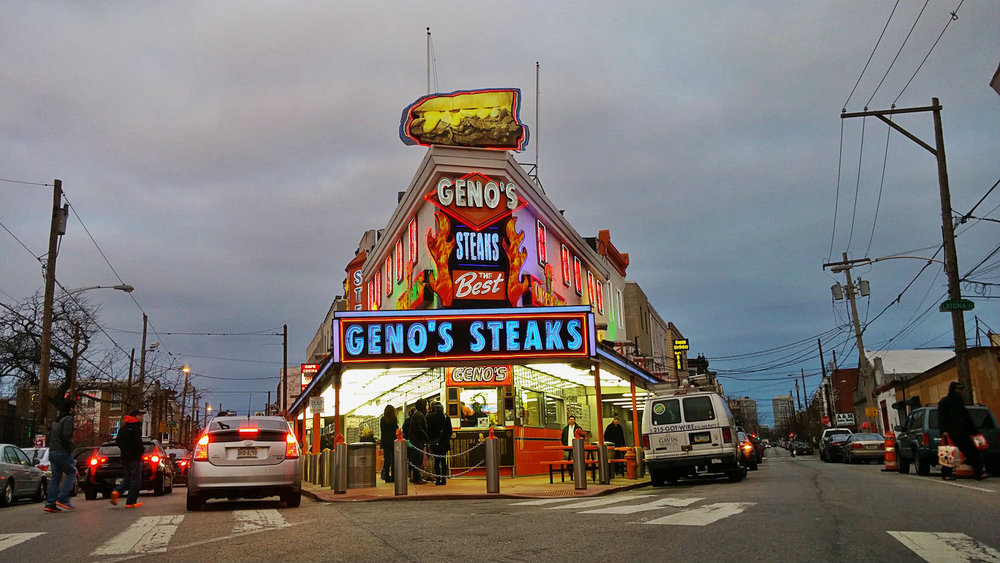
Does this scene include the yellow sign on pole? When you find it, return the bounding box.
[865,407,879,418]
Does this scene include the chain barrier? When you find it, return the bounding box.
[404,440,487,480]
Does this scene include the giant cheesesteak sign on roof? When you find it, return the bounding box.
[399,88,529,150]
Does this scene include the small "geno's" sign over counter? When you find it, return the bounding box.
[332,307,595,364]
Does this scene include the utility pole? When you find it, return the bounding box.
[842,99,973,404]
[69,325,80,399]
[794,379,801,410]
[282,324,288,416]
[138,314,148,407]
[36,179,67,437]
[179,366,190,446]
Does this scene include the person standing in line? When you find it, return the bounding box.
[561,415,584,460]
[426,402,452,486]
[604,415,627,476]
[44,399,78,513]
[407,399,429,484]
[111,408,146,508]
[938,382,989,481]
[380,404,398,483]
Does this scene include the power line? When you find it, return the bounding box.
[892,0,965,105]
[0,177,52,187]
[864,0,931,108]
[843,0,901,109]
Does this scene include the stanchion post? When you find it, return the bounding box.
[319,449,329,487]
[485,428,500,494]
[573,434,587,490]
[598,442,610,485]
[333,434,347,494]
[394,428,408,496]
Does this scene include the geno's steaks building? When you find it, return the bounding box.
[288,88,683,477]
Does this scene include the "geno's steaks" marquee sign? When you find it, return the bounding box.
[333,307,595,364]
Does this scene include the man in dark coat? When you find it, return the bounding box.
[112,408,146,507]
[938,382,988,481]
[604,416,627,476]
[407,399,429,484]
[426,402,452,485]
[561,415,585,459]
[44,399,78,512]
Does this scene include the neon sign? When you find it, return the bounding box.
[333,307,595,364]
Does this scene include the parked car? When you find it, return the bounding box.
[789,440,813,456]
[1,443,47,506]
[895,405,1000,475]
[641,389,746,485]
[187,414,301,510]
[841,432,885,464]
[821,434,850,463]
[166,448,190,485]
[737,431,758,471]
[22,446,78,497]
[85,438,174,500]
[818,428,853,462]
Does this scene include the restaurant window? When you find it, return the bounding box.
[520,389,543,427]
[573,257,582,296]
[560,245,570,286]
[395,240,404,282]
[545,395,565,427]
[536,220,547,265]
[587,271,596,307]
[617,289,624,328]
[408,219,418,264]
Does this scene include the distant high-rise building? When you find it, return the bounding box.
[772,395,795,433]
[739,397,759,433]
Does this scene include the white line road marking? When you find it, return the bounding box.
[90,515,184,556]
[233,509,290,534]
[582,497,705,514]
[888,531,1000,563]
[509,498,580,506]
[645,502,755,526]
[0,533,44,553]
[544,495,654,510]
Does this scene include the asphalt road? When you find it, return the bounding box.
[2,448,998,562]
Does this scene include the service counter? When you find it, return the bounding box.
[450,428,514,474]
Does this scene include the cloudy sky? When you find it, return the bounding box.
[3,2,998,424]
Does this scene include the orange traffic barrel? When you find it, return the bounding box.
[882,431,897,472]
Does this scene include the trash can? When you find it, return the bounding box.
[347,442,376,488]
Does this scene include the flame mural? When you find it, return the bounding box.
[426,210,456,306]
[502,216,531,305]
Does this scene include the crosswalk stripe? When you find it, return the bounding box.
[90,515,184,556]
[0,533,44,553]
[233,509,290,534]
[509,498,580,506]
[645,502,755,526]
[582,497,705,514]
[544,495,654,510]
[888,531,1000,563]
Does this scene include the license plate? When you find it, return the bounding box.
[691,432,711,444]
[237,447,257,459]
[866,444,877,449]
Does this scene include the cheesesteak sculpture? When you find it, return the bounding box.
[400,88,528,150]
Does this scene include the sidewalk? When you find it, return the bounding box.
[302,473,650,502]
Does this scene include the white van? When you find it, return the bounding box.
[641,389,745,485]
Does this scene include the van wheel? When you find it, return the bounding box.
[649,469,666,486]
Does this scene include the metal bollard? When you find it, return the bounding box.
[325,449,335,488]
[319,450,330,487]
[598,443,610,485]
[305,454,313,483]
[573,437,587,490]
[332,445,347,494]
[485,431,500,494]
[394,436,408,496]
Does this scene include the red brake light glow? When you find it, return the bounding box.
[284,432,300,459]
[722,427,732,443]
[193,434,210,461]
[238,428,260,435]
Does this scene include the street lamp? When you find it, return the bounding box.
[179,366,190,445]
[37,282,135,436]
[204,403,212,427]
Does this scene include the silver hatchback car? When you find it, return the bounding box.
[186,415,301,511]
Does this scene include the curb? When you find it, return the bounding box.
[302,480,651,503]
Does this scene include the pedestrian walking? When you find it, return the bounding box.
[426,402,452,485]
[407,399,429,484]
[44,399,78,513]
[937,382,989,481]
[380,404,398,483]
[604,416,626,476]
[111,408,146,508]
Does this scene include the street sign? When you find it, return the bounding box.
[309,397,325,413]
[835,413,855,426]
[865,407,879,418]
[939,299,974,312]
[167,420,177,427]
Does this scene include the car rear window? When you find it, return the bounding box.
[682,396,715,423]
[650,399,681,425]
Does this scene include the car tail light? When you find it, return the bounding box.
[284,432,300,459]
[193,434,210,461]
[641,434,650,449]
[239,427,260,436]
[852,443,864,449]
[722,427,732,443]
[742,442,753,454]
[921,433,930,446]
[38,464,49,472]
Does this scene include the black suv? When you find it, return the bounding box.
[84,438,174,500]
[895,405,1000,475]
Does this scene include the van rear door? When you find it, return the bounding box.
[680,395,725,454]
